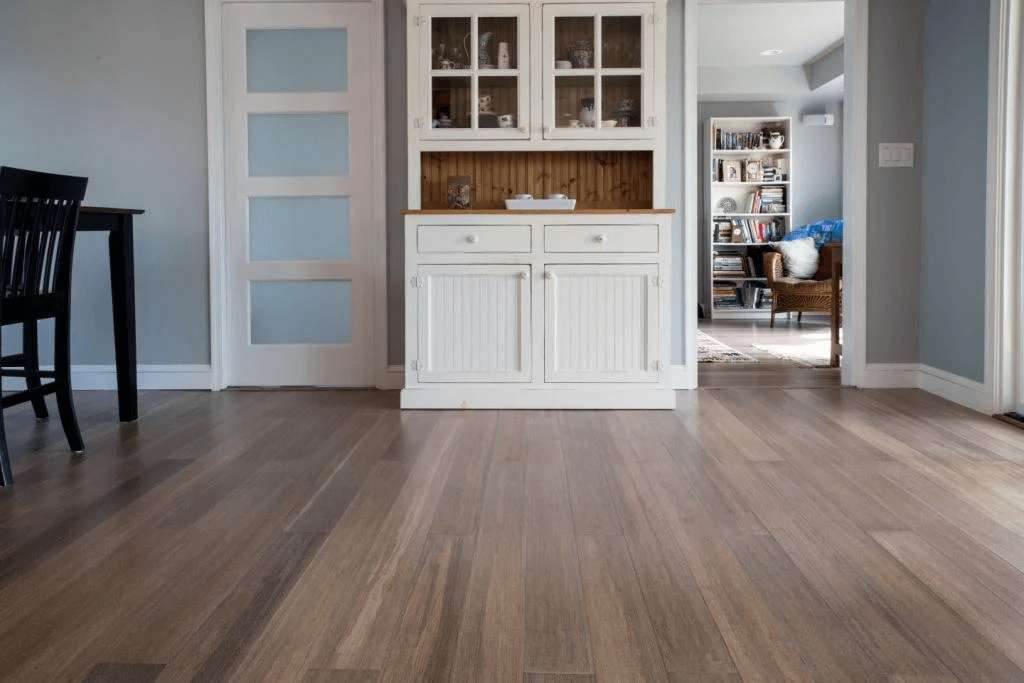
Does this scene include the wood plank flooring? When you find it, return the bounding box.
[699,318,841,389]
[2,387,1024,681]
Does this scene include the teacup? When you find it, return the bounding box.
[497,113,515,128]
[546,194,567,200]
[512,193,533,200]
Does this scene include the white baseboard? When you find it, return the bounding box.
[401,387,677,409]
[378,364,695,392]
[2,364,212,391]
[917,364,992,413]
[860,362,992,413]
[860,362,922,389]
[671,363,696,390]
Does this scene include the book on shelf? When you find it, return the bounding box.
[711,217,786,243]
[714,282,774,311]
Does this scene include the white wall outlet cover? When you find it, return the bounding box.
[879,142,914,168]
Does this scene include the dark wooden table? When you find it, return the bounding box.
[77,206,143,422]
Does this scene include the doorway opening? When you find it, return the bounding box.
[693,0,845,389]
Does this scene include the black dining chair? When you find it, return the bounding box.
[0,167,88,486]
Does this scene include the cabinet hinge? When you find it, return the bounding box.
[650,275,661,287]
[411,275,425,288]
[647,116,658,128]
[410,360,420,371]
[412,117,423,129]
[651,360,663,372]
[649,13,660,24]
[413,15,424,26]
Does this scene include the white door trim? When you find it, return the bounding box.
[204,0,388,390]
[840,0,868,387]
[986,0,1021,414]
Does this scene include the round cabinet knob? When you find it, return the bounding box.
[544,271,556,280]
[519,270,530,280]
[466,234,480,244]
[594,233,608,243]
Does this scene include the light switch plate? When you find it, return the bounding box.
[879,143,914,168]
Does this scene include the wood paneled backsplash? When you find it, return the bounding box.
[420,151,654,209]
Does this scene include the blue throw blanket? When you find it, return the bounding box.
[782,219,843,247]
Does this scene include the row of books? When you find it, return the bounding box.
[713,283,774,310]
[713,218,785,243]
[714,129,772,151]
[749,187,786,214]
[713,251,765,279]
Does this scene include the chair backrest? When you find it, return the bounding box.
[0,167,88,302]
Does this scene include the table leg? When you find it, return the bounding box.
[109,216,138,422]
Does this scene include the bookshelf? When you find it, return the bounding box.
[705,116,792,318]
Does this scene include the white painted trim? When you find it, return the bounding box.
[860,362,921,389]
[2,365,213,392]
[671,363,693,390]
[203,0,389,392]
[860,362,993,413]
[986,0,1021,414]
[842,0,868,388]
[205,0,227,390]
[918,364,993,414]
[400,387,677,410]
[682,0,699,391]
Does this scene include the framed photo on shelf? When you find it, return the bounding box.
[743,160,762,182]
[722,160,741,182]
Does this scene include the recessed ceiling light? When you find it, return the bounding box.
[760,49,783,56]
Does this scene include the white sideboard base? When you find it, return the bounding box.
[401,387,677,410]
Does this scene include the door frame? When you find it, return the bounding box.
[986,0,1022,413]
[204,0,388,390]
[682,0,868,389]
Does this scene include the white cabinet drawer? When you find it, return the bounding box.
[544,225,660,253]
[418,225,531,253]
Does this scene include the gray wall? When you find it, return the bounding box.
[697,99,844,309]
[919,0,989,382]
[866,0,924,365]
[0,0,210,365]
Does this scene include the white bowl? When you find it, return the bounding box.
[601,120,618,128]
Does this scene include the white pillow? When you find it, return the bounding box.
[774,237,819,279]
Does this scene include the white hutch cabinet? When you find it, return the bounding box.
[403,0,673,409]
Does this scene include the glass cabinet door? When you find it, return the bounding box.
[419,5,530,140]
[543,3,654,139]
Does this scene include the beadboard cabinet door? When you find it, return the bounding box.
[416,264,532,382]
[544,263,660,382]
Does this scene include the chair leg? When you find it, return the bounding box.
[1,329,10,486]
[0,409,11,487]
[770,304,777,328]
[54,312,84,454]
[797,311,803,324]
[22,320,49,421]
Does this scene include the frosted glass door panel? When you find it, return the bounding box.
[248,113,350,177]
[247,28,348,92]
[250,280,352,344]
[249,196,350,261]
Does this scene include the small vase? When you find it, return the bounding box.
[497,42,510,69]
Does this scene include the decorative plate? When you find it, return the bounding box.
[716,197,738,214]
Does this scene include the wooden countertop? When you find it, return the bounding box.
[402,208,676,215]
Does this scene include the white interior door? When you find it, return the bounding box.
[223,2,376,386]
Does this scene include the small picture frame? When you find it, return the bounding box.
[722,160,741,182]
[744,160,762,182]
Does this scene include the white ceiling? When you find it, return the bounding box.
[699,1,845,68]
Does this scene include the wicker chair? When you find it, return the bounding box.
[763,243,842,328]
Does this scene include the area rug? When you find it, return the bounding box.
[698,330,757,363]
[753,330,833,368]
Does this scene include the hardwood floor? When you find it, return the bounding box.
[2,387,1024,680]
[699,318,841,389]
